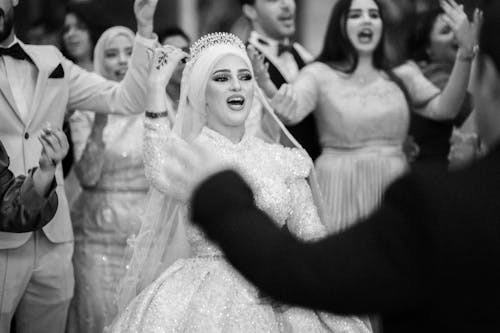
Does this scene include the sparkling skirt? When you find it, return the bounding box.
[68,189,147,333]
[109,256,371,333]
[316,145,407,233]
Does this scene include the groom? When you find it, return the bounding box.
[241,0,321,160]
[0,0,158,331]
[163,1,500,331]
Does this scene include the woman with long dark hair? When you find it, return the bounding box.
[253,0,479,233]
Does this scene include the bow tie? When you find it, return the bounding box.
[257,38,293,56]
[0,43,30,61]
[277,42,293,56]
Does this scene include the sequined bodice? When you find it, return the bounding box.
[188,127,311,257]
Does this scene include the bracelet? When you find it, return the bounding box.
[457,45,479,62]
[145,111,168,118]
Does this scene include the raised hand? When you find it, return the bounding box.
[134,0,159,37]
[38,127,69,172]
[148,45,189,88]
[440,0,482,57]
[247,45,277,98]
[270,84,298,124]
[160,136,223,202]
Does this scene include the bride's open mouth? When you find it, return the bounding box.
[226,95,245,111]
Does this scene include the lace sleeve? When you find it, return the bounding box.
[143,116,173,193]
[286,177,327,242]
[287,65,320,124]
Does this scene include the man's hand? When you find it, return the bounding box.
[134,0,159,38]
[33,127,69,197]
[38,128,69,172]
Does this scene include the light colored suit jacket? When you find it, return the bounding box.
[0,38,151,249]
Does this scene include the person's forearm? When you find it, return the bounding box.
[425,49,473,119]
[257,76,278,99]
[74,125,106,186]
[0,170,58,233]
[32,167,56,197]
[137,23,153,39]
[147,84,169,112]
[192,171,426,315]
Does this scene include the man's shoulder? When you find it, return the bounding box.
[22,42,63,57]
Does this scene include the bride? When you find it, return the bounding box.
[110,33,371,332]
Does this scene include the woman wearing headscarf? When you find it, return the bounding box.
[67,26,149,332]
[109,33,371,332]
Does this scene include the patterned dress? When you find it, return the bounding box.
[109,119,371,333]
[291,61,441,232]
[68,111,148,332]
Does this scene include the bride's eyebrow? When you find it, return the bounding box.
[212,69,231,75]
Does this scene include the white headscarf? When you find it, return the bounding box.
[93,26,135,78]
[174,43,254,141]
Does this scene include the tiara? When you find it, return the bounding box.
[188,32,245,63]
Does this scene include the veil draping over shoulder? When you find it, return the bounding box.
[115,33,328,314]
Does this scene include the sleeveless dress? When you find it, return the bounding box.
[68,111,148,332]
[109,120,371,333]
[291,61,441,232]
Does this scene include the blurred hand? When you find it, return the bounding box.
[160,135,223,202]
[247,45,277,98]
[440,0,482,55]
[38,128,69,172]
[134,0,158,37]
[270,84,297,124]
[448,130,479,169]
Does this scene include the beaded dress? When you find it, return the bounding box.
[68,111,148,332]
[109,116,371,333]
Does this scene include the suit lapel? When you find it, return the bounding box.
[20,42,53,128]
[0,62,24,124]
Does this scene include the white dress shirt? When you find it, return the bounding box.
[0,37,37,122]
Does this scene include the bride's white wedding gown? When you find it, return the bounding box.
[110,120,371,333]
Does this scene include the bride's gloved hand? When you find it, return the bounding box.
[160,138,224,202]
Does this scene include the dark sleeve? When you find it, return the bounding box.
[0,143,58,233]
[191,170,430,316]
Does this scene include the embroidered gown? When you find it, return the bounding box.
[109,116,371,333]
[289,61,441,232]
